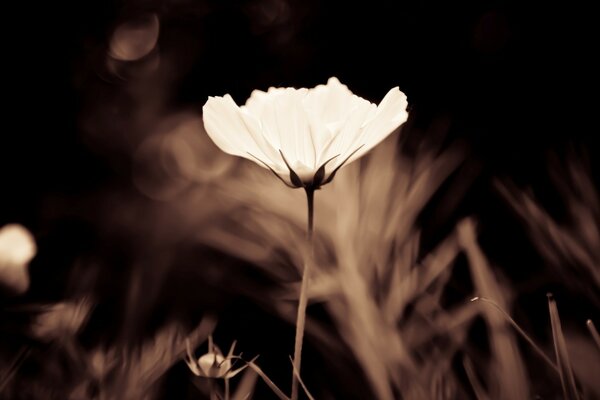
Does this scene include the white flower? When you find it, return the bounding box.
[202,77,408,188]
[0,224,36,294]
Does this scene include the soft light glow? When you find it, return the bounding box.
[0,224,36,294]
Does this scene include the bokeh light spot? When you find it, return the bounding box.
[109,13,160,62]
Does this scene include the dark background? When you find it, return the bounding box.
[1,0,598,398]
[2,0,596,225]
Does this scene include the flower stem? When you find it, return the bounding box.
[291,188,314,400]
[209,380,218,400]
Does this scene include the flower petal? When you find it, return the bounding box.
[303,77,360,152]
[202,95,280,170]
[345,87,408,164]
[303,77,356,126]
[242,89,282,151]
[239,109,281,164]
[243,87,287,117]
[317,98,376,170]
[246,87,315,169]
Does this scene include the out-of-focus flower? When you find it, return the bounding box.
[0,224,36,294]
[185,336,249,379]
[31,297,93,341]
[203,77,408,189]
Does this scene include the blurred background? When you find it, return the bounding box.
[1,0,598,399]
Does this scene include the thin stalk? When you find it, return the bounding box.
[291,188,315,400]
[247,361,290,400]
[289,356,316,400]
[225,378,230,400]
[471,297,559,373]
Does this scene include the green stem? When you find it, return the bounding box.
[291,188,315,400]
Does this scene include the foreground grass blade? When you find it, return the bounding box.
[288,356,316,400]
[231,367,258,400]
[547,293,580,400]
[246,360,290,400]
[471,297,558,373]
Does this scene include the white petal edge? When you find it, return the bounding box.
[202,95,281,170]
[345,87,408,164]
[316,99,377,170]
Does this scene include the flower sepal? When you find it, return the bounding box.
[275,144,365,191]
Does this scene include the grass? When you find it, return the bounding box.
[1,122,599,399]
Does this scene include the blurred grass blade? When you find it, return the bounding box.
[246,360,290,400]
[462,356,491,400]
[547,293,580,400]
[231,367,258,400]
[586,319,600,352]
[458,218,529,399]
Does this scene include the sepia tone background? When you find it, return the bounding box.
[1,0,598,399]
